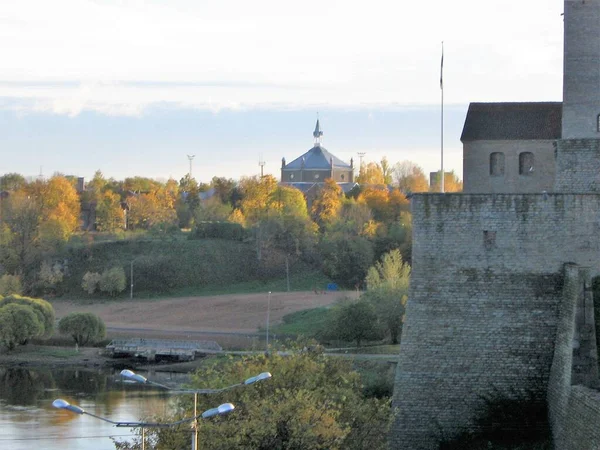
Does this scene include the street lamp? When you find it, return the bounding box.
[52,398,234,450]
[120,369,271,449]
[266,291,272,352]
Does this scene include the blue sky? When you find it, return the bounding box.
[0,0,564,182]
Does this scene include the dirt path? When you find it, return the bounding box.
[51,290,356,336]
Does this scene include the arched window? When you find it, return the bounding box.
[489,152,505,176]
[519,152,535,175]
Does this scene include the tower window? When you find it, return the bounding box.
[490,152,505,176]
[483,231,496,250]
[341,174,345,180]
[519,152,535,175]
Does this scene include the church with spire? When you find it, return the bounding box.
[280,120,355,191]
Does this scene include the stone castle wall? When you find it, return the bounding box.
[555,139,600,192]
[463,140,556,194]
[391,194,600,449]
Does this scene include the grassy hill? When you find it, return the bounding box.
[58,237,329,299]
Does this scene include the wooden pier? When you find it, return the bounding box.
[106,338,222,362]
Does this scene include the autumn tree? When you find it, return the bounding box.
[95,190,123,232]
[393,161,429,193]
[238,175,278,224]
[356,160,386,185]
[115,343,391,450]
[429,170,463,193]
[311,178,343,228]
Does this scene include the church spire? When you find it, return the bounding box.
[313,118,323,146]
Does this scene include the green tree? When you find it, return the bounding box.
[115,343,391,450]
[99,267,126,297]
[0,294,55,339]
[363,249,411,344]
[0,173,27,191]
[323,300,382,347]
[0,303,44,350]
[321,236,374,288]
[0,275,22,296]
[58,312,106,346]
[81,271,101,294]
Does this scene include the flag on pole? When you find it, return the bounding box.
[440,42,444,90]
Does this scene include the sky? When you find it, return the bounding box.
[0,0,564,183]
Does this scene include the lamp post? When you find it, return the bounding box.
[52,398,234,450]
[266,291,272,353]
[120,369,271,450]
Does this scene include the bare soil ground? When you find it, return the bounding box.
[50,290,355,336]
[0,291,357,370]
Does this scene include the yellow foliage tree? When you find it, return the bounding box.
[311,178,343,228]
[393,161,429,193]
[429,170,463,193]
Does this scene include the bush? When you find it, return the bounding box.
[0,274,22,296]
[321,299,383,347]
[0,294,55,339]
[81,271,101,294]
[58,312,106,346]
[38,260,64,294]
[99,266,126,296]
[191,221,247,241]
[0,303,44,350]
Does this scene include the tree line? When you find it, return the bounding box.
[0,159,461,296]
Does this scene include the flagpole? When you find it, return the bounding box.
[440,41,445,193]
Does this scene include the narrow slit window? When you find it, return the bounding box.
[519,152,535,175]
[483,230,496,250]
[490,152,505,176]
[597,114,600,132]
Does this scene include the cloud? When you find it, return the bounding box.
[0,0,564,116]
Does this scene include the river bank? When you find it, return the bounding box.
[0,344,209,373]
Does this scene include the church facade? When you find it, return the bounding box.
[280,120,355,187]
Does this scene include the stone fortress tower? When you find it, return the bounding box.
[391,1,600,448]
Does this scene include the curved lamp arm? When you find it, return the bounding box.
[52,399,235,428]
[120,370,272,394]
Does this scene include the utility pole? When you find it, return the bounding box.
[357,152,366,169]
[259,154,266,178]
[187,155,195,179]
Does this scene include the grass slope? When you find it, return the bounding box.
[59,237,329,299]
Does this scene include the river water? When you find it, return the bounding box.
[0,367,188,450]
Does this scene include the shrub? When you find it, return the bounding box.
[38,260,64,293]
[58,312,106,346]
[0,303,44,350]
[0,274,22,296]
[81,271,101,294]
[0,294,55,339]
[99,266,126,297]
[192,221,246,241]
[321,299,383,347]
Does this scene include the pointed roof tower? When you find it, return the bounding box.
[313,119,323,146]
